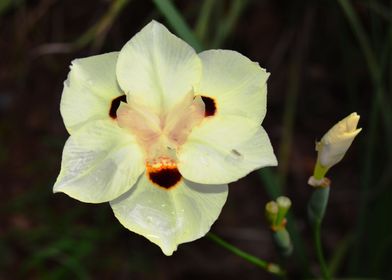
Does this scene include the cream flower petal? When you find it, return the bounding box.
[178,116,277,184]
[110,172,228,256]
[54,120,145,203]
[116,21,202,113]
[197,50,270,123]
[61,52,124,134]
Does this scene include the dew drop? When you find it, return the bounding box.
[200,157,209,166]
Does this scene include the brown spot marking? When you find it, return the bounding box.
[109,94,127,119]
[146,157,181,189]
[231,149,242,157]
[201,96,216,117]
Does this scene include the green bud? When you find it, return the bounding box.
[265,201,278,227]
[267,263,285,275]
[275,196,291,226]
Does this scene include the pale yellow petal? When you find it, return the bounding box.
[110,173,228,255]
[178,116,277,184]
[198,50,269,123]
[54,120,145,203]
[116,21,201,113]
[61,52,124,133]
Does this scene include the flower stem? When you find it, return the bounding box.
[206,232,285,277]
[273,228,293,257]
[75,0,130,49]
[153,0,204,52]
[308,187,331,280]
[313,160,328,181]
[313,221,331,280]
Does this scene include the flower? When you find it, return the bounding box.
[53,21,277,255]
[316,112,361,170]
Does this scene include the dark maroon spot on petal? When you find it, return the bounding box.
[201,96,216,117]
[148,168,182,189]
[109,94,127,119]
[146,158,181,190]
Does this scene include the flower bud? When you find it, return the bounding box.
[265,198,293,257]
[275,196,291,226]
[316,112,361,171]
[265,201,278,227]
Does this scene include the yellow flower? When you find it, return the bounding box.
[53,21,277,255]
[317,112,362,169]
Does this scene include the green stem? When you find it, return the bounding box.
[273,228,293,257]
[337,0,379,80]
[308,187,331,279]
[206,232,285,277]
[153,0,204,52]
[328,233,354,276]
[195,0,215,44]
[75,0,130,49]
[313,223,331,280]
[278,58,300,187]
[313,160,328,181]
[211,0,248,48]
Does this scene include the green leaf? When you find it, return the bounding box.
[153,0,204,52]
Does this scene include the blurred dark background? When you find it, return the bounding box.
[0,0,391,279]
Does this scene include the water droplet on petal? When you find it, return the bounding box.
[200,157,209,166]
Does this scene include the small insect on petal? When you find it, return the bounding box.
[109,95,127,119]
[146,157,182,189]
